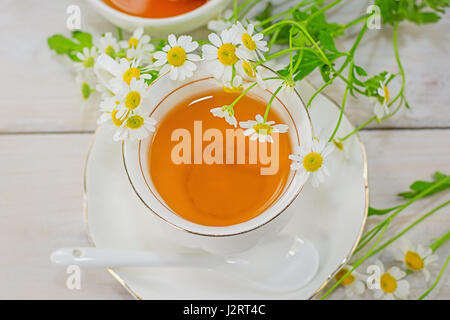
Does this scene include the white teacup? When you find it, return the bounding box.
[122,63,313,255]
[87,0,232,36]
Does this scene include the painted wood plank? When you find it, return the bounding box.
[0,129,448,299]
[0,0,448,132]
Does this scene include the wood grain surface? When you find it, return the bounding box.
[0,0,448,299]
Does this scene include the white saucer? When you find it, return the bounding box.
[84,80,368,299]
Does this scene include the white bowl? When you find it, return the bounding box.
[87,0,232,36]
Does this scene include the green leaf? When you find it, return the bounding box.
[292,10,308,22]
[368,206,400,216]
[72,30,93,49]
[398,171,450,198]
[47,31,94,62]
[355,65,368,76]
[375,0,449,25]
[318,30,337,52]
[255,2,273,23]
[47,34,77,55]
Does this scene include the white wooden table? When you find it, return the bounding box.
[0,0,449,299]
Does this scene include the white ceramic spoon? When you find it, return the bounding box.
[51,234,319,293]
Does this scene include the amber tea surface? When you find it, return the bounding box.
[104,0,207,18]
[149,89,293,226]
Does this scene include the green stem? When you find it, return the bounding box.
[116,27,123,41]
[354,177,450,253]
[258,47,320,66]
[340,23,406,142]
[418,255,450,300]
[322,198,449,299]
[340,116,375,141]
[229,83,258,108]
[233,0,238,20]
[307,0,342,22]
[370,201,450,257]
[320,222,390,299]
[342,14,368,29]
[328,62,353,142]
[306,24,367,108]
[254,0,313,28]
[262,20,330,65]
[430,231,450,252]
[264,85,283,122]
[353,222,387,255]
[238,0,262,19]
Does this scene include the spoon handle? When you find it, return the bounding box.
[50,247,207,268]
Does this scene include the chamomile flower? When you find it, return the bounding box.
[234,22,268,61]
[97,96,129,127]
[289,138,334,188]
[236,60,265,88]
[120,27,154,64]
[239,114,288,143]
[98,32,120,58]
[153,34,200,81]
[75,68,97,100]
[273,78,296,93]
[207,9,234,32]
[95,54,152,91]
[334,266,367,298]
[74,47,99,72]
[202,28,240,83]
[114,77,149,112]
[394,238,439,282]
[371,260,410,300]
[210,105,237,127]
[374,75,391,119]
[113,109,157,141]
[222,74,244,93]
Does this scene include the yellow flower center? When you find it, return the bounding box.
[126,114,144,129]
[253,123,273,136]
[129,37,139,48]
[125,91,141,110]
[383,85,390,104]
[380,273,397,293]
[333,138,344,151]
[242,60,255,78]
[123,68,140,85]
[105,45,115,57]
[217,43,238,66]
[303,152,323,172]
[167,46,187,67]
[81,82,91,100]
[242,33,257,51]
[83,56,94,68]
[334,268,355,286]
[223,85,243,93]
[405,251,424,270]
[111,109,128,127]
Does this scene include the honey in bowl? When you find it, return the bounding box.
[149,89,293,227]
[104,0,208,18]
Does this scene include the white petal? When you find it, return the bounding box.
[273,124,289,133]
[168,34,177,47]
[243,128,255,136]
[389,267,406,280]
[373,289,384,299]
[424,254,439,266]
[417,244,432,258]
[208,33,222,47]
[394,280,410,299]
[352,280,365,295]
[423,268,431,283]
